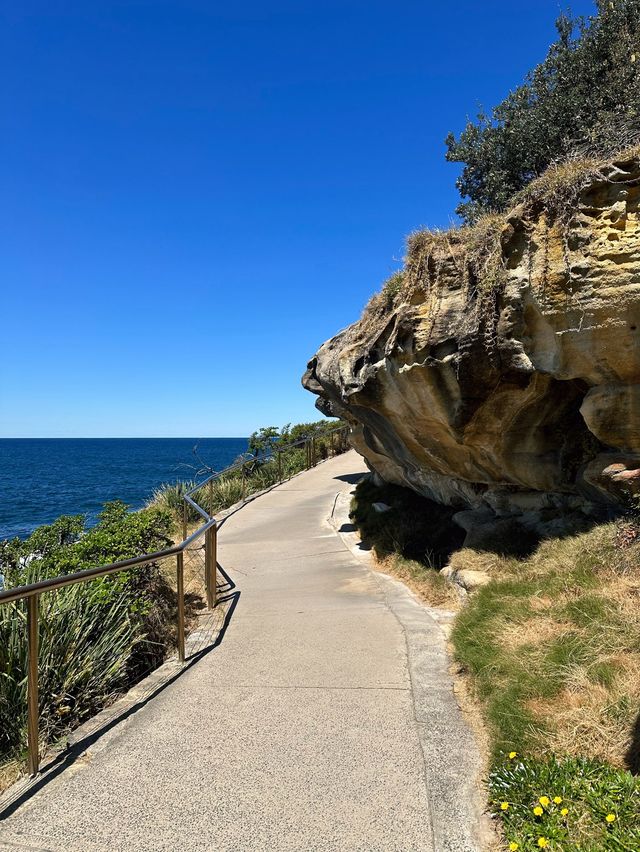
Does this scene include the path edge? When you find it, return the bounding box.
[330,481,496,852]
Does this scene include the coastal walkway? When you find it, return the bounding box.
[0,451,488,852]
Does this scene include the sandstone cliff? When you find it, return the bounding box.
[303,150,640,536]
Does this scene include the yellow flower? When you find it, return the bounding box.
[538,839,549,849]
[509,751,517,759]
[509,844,519,851]
[561,807,569,817]
[606,813,616,823]
[500,801,510,811]
[539,796,550,807]
[553,796,562,804]
[533,806,544,817]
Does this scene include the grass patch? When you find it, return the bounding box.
[450,525,640,767]
[377,554,459,609]
[490,754,640,851]
[451,520,640,848]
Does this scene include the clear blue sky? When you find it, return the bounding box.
[0,0,595,437]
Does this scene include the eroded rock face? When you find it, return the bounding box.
[303,155,640,534]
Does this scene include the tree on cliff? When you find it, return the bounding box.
[446,0,640,222]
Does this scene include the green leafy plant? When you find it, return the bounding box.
[0,502,175,766]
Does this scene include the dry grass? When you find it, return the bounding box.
[0,759,22,796]
[358,143,640,334]
[451,518,640,768]
[375,553,460,609]
[514,141,640,216]
[361,215,506,323]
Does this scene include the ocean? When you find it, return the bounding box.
[0,438,248,540]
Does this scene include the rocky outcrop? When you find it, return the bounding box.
[303,152,640,536]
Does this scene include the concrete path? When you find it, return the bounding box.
[0,451,488,852]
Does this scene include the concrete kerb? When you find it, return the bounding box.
[330,479,495,852]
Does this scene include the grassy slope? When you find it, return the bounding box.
[350,478,640,851]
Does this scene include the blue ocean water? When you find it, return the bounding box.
[0,438,248,540]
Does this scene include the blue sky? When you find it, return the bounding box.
[0,0,596,437]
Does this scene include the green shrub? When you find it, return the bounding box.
[0,502,175,764]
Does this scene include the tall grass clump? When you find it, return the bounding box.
[150,480,200,525]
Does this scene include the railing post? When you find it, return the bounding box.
[205,524,217,610]
[208,479,214,520]
[27,594,40,776]
[241,464,246,500]
[176,552,185,663]
[277,449,282,482]
[182,500,188,542]
[311,437,316,467]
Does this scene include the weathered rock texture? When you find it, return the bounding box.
[303,153,640,535]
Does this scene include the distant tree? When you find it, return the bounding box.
[247,426,281,457]
[446,0,640,221]
[247,420,340,458]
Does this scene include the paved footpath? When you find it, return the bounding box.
[0,451,490,852]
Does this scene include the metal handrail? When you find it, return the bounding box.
[0,521,216,606]
[0,423,350,777]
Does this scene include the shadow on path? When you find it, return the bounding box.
[333,472,366,485]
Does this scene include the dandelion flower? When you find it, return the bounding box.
[553,796,562,804]
[500,802,510,811]
[533,806,544,817]
[509,844,519,851]
[606,814,616,823]
[509,751,517,759]
[538,839,549,849]
[539,796,550,807]
[561,807,569,817]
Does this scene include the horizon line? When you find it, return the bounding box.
[0,435,250,440]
